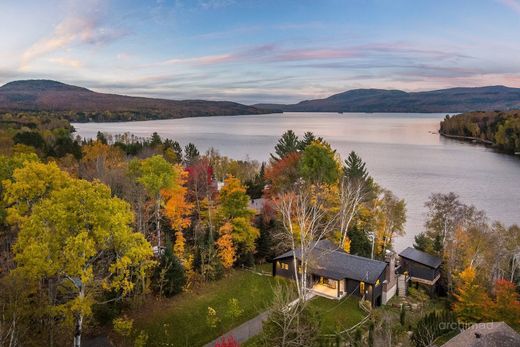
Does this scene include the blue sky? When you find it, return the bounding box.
[1,0,520,104]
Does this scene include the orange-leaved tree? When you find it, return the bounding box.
[216,222,236,269]
[490,279,520,329]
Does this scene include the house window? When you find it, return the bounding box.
[360,281,365,294]
[281,262,289,270]
[298,265,302,273]
[375,279,380,287]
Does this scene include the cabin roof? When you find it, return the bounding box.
[274,240,387,284]
[441,322,520,347]
[399,247,442,269]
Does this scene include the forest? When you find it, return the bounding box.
[0,112,519,347]
[440,110,520,153]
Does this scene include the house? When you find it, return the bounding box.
[441,322,520,347]
[272,240,396,307]
[398,247,441,291]
[248,198,265,214]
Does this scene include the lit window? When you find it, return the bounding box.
[360,281,365,293]
[375,279,380,286]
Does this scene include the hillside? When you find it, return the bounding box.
[440,110,520,153]
[255,86,520,113]
[0,80,274,122]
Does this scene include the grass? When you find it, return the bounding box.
[131,267,282,347]
[309,296,367,334]
[243,296,367,346]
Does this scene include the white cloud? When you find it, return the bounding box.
[20,0,125,69]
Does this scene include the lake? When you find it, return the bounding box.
[73,112,520,251]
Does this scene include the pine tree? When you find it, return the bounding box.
[270,130,300,161]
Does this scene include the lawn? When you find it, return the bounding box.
[131,266,282,347]
[243,296,367,346]
[309,296,367,334]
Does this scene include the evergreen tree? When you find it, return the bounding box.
[298,131,323,150]
[150,132,163,147]
[184,143,200,165]
[343,151,371,182]
[152,240,186,297]
[270,130,300,161]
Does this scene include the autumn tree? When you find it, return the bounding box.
[452,266,491,323]
[9,174,154,347]
[216,222,236,269]
[79,141,126,194]
[218,176,259,261]
[264,152,302,194]
[162,165,193,232]
[374,189,406,257]
[490,279,520,329]
[130,155,177,249]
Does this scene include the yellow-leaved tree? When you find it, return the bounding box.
[452,266,492,323]
[217,176,259,263]
[5,162,155,347]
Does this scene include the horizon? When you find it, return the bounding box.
[1,78,518,105]
[2,1,520,104]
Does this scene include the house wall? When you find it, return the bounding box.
[273,258,297,280]
[400,258,439,282]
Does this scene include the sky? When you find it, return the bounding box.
[1,0,520,104]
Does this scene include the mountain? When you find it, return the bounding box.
[0,80,275,122]
[255,86,520,113]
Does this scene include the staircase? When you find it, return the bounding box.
[398,274,407,297]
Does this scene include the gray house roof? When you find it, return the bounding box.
[441,322,520,347]
[399,247,442,269]
[274,240,387,284]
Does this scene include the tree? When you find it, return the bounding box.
[415,193,487,291]
[261,283,320,346]
[3,161,71,226]
[162,165,193,232]
[11,178,154,347]
[265,152,301,193]
[299,140,340,185]
[490,279,520,330]
[411,311,457,347]
[216,223,236,269]
[298,131,322,150]
[344,151,368,181]
[374,189,406,257]
[452,266,491,323]
[152,241,185,297]
[343,151,374,194]
[218,176,259,255]
[184,143,200,165]
[80,141,126,192]
[130,155,177,249]
[271,130,300,161]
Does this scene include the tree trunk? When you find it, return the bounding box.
[73,286,85,347]
[156,196,161,249]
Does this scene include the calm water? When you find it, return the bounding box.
[73,112,520,251]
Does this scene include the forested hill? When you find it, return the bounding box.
[440,110,520,154]
[0,80,274,122]
[255,86,520,113]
